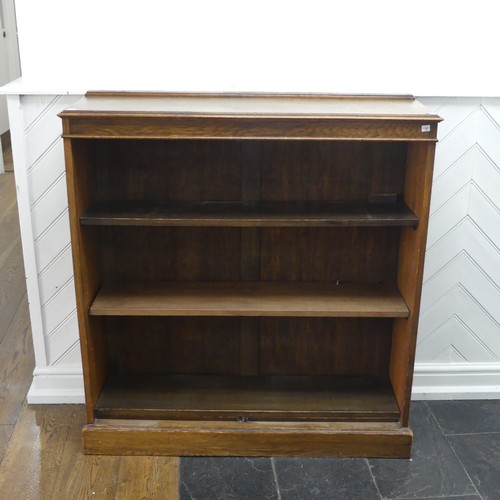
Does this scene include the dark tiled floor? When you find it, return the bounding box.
[274,457,380,500]
[180,457,278,500]
[180,400,500,500]
[368,404,477,499]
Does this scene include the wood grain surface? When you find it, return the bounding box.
[390,141,437,425]
[81,200,418,227]
[0,296,34,425]
[0,174,34,429]
[52,438,120,499]
[66,92,441,119]
[90,281,409,318]
[115,456,179,499]
[0,174,25,345]
[83,418,412,458]
[0,405,82,498]
[0,405,180,499]
[64,138,108,422]
[60,93,440,142]
[0,425,14,463]
[95,374,399,422]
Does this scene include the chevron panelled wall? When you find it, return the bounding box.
[414,97,500,397]
[7,95,500,402]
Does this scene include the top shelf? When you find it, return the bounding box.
[81,201,418,228]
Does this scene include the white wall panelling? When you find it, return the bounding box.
[7,94,85,402]
[6,94,500,402]
[413,97,500,398]
[7,94,48,371]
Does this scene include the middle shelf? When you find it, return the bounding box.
[81,200,418,227]
[90,281,409,318]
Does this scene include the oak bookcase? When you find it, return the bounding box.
[60,92,441,457]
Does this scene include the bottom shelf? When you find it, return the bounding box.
[95,374,400,422]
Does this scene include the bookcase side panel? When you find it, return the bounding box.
[390,141,436,425]
[63,136,106,422]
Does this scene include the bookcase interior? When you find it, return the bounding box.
[72,138,412,423]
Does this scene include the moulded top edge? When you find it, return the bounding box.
[58,93,442,122]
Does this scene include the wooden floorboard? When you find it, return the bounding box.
[0,177,21,274]
[0,424,14,463]
[0,171,180,497]
[0,170,15,211]
[0,405,85,498]
[52,438,120,499]
[0,173,24,345]
[0,404,177,499]
[3,145,13,172]
[0,172,34,430]
[115,456,179,500]
[0,239,25,345]
[0,235,19,283]
[0,294,35,425]
[0,173,18,236]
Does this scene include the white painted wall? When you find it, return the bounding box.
[7,94,84,402]
[11,0,500,96]
[413,97,500,399]
[3,93,499,402]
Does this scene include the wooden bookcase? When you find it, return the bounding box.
[60,92,441,457]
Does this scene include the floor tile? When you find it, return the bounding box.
[410,497,479,500]
[273,457,379,500]
[180,457,278,500]
[369,402,476,499]
[448,432,500,500]
[428,400,500,435]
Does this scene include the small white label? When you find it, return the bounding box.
[421,124,431,132]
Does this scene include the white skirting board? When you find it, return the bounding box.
[412,363,500,400]
[26,363,500,404]
[27,366,85,404]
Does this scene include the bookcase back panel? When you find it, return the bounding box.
[94,139,243,202]
[105,317,242,375]
[103,317,392,377]
[100,227,242,282]
[260,318,392,377]
[260,227,400,284]
[91,139,408,204]
[260,141,408,201]
[99,226,400,285]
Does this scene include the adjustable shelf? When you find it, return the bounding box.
[90,281,409,318]
[60,92,440,458]
[81,200,418,228]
